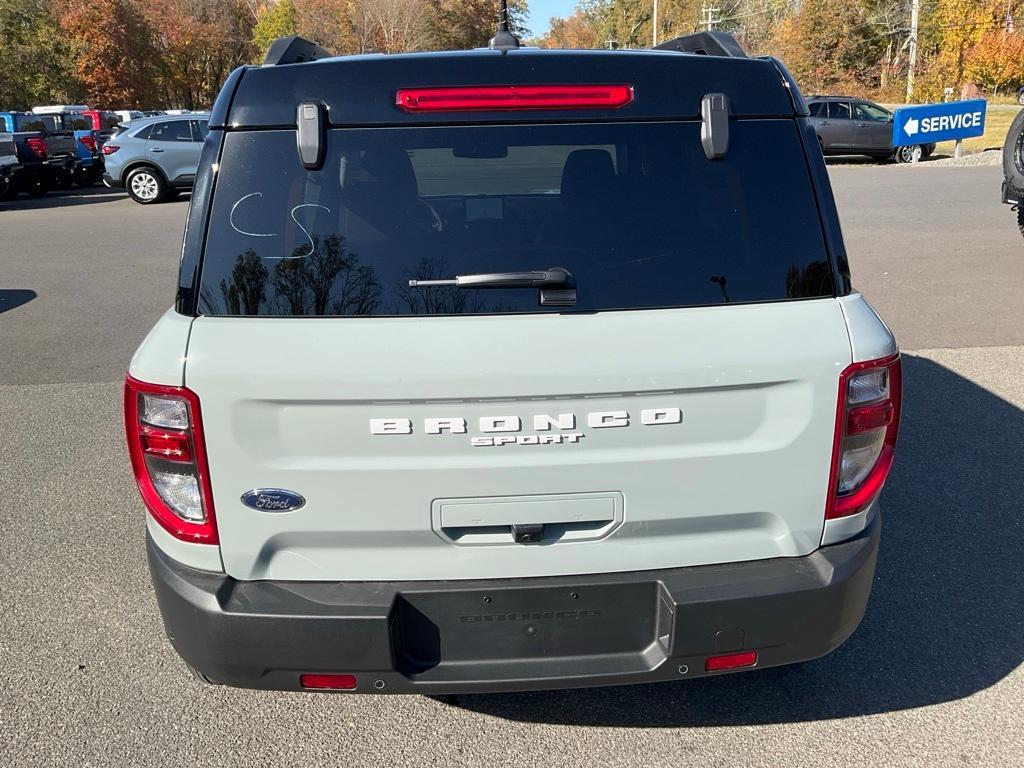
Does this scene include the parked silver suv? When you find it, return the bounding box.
[102,114,209,203]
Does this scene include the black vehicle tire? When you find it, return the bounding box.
[75,166,99,187]
[1017,206,1024,240]
[55,170,74,190]
[1002,109,1024,197]
[27,174,49,196]
[126,166,167,204]
[0,175,15,200]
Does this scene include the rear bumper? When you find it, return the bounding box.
[148,515,880,694]
[103,173,121,188]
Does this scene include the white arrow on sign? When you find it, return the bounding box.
[904,117,920,136]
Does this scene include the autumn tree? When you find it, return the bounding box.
[964,31,1024,94]
[770,0,880,92]
[541,9,600,47]
[430,0,530,50]
[0,0,79,108]
[253,0,299,56]
[59,0,155,106]
[141,0,256,108]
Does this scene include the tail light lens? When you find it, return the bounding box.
[26,137,47,157]
[101,144,119,155]
[826,354,902,520]
[396,84,634,112]
[124,376,217,543]
[79,135,97,152]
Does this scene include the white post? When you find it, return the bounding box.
[653,0,659,47]
[955,139,963,158]
[907,0,920,102]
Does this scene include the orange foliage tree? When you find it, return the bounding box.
[58,0,156,106]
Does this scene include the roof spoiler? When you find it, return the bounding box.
[264,36,331,66]
[654,31,746,58]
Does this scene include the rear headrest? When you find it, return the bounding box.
[359,148,419,198]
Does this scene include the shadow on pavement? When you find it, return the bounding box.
[0,289,37,314]
[449,354,1024,726]
[0,185,189,211]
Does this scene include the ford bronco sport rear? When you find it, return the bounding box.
[126,27,900,694]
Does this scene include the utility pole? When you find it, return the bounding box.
[653,0,659,47]
[701,4,722,31]
[906,0,920,103]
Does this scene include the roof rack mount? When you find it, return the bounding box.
[654,31,746,58]
[264,36,332,66]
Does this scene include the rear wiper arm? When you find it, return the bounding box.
[408,266,573,290]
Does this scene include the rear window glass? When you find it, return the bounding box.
[198,121,833,316]
[63,114,92,131]
[14,115,54,132]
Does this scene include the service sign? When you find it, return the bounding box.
[892,100,987,147]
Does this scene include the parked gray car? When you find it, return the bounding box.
[808,96,934,163]
[102,114,209,203]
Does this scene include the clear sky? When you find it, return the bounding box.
[526,0,579,36]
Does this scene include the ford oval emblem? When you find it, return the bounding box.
[240,488,306,513]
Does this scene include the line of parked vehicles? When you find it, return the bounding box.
[0,105,206,202]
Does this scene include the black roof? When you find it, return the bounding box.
[211,48,804,130]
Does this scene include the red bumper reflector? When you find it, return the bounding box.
[705,651,758,671]
[395,84,634,112]
[300,673,357,690]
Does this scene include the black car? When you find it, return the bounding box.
[808,96,935,163]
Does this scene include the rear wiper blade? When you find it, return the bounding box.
[408,267,573,290]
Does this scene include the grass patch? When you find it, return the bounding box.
[933,105,1018,154]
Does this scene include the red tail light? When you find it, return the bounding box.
[102,144,120,155]
[79,135,97,152]
[396,84,634,112]
[826,354,902,520]
[26,137,47,157]
[124,376,218,544]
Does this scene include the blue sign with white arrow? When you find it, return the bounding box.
[892,100,986,147]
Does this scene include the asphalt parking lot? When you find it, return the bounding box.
[2,165,1022,767]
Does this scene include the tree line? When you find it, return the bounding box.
[0,0,528,110]
[2,0,1020,110]
[539,0,1024,101]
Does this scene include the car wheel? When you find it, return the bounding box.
[55,170,74,190]
[1002,110,1024,198]
[0,175,15,200]
[1018,92,1024,107]
[894,145,919,164]
[126,166,166,204]
[1018,206,1024,240]
[27,174,49,196]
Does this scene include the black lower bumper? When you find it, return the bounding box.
[148,516,880,694]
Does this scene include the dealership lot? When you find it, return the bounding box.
[1,165,1022,766]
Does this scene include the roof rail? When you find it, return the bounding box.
[654,31,746,58]
[264,36,332,66]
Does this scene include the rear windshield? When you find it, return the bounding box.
[14,115,56,132]
[198,121,834,316]
[62,114,92,131]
